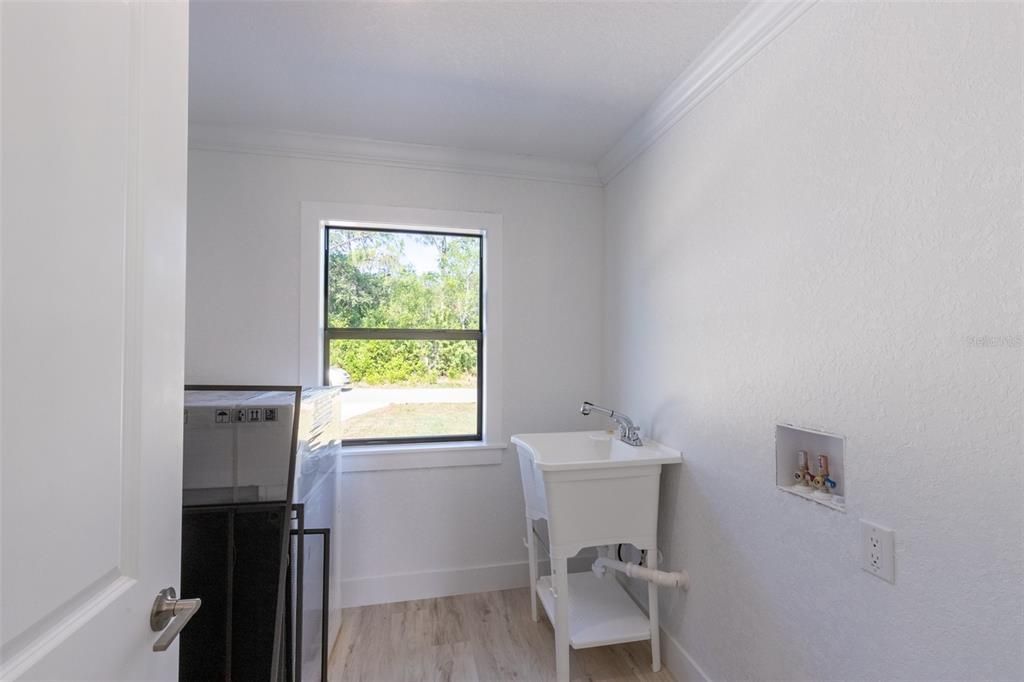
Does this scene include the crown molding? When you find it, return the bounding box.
[188,124,602,187]
[191,1,813,189]
[597,0,817,185]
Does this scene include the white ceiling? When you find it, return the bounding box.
[189,1,746,164]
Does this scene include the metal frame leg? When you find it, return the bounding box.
[553,553,570,682]
[526,518,538,622]
[291,527,330,682]
[647,548,661,672]
[292,503,305,682]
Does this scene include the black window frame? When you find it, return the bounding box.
[322,224,484,446]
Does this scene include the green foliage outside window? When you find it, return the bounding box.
[326,229,480,386]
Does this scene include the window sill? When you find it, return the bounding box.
[341,440,508,473]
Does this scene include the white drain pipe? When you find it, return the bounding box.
[592,557,690,590]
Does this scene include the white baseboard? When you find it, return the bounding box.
[341,556,595,608]
[661,626,711,682]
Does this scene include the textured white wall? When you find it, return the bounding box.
[604,3,1023,680]
[186,150,604,595]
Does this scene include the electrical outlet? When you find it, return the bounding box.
[861,521,895,583]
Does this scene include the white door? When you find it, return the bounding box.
[0,1,189,679]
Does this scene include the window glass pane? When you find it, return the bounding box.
[326,228,480,330]
[328,338,478,440]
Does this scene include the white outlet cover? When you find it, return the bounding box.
[861,520,895,583]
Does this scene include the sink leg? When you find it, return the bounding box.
[647,548,661,672]
[526,518,538,622]
[553,554,570,682]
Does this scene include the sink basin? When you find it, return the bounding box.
[512,430,680,554]
[511,430,681,472]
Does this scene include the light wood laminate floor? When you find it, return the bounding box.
[328,587,674,681]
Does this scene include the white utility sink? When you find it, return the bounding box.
[512,430,680,527]
[512,430,681,682]
[512,430,681,472]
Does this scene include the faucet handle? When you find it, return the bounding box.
[620,424,643,446]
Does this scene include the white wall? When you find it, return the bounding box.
[186,149,605,602]
[604,3,1023,681]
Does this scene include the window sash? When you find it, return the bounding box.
[323,225,483,333]
[322,331,483,445]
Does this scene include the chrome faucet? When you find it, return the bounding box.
[579,402,643,446]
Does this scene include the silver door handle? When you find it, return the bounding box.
[150,587,202,652]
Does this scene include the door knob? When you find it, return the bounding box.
[150,587,202,652]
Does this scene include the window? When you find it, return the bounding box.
[323,226,482,445]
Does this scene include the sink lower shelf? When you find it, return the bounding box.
[536,572,651,649]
